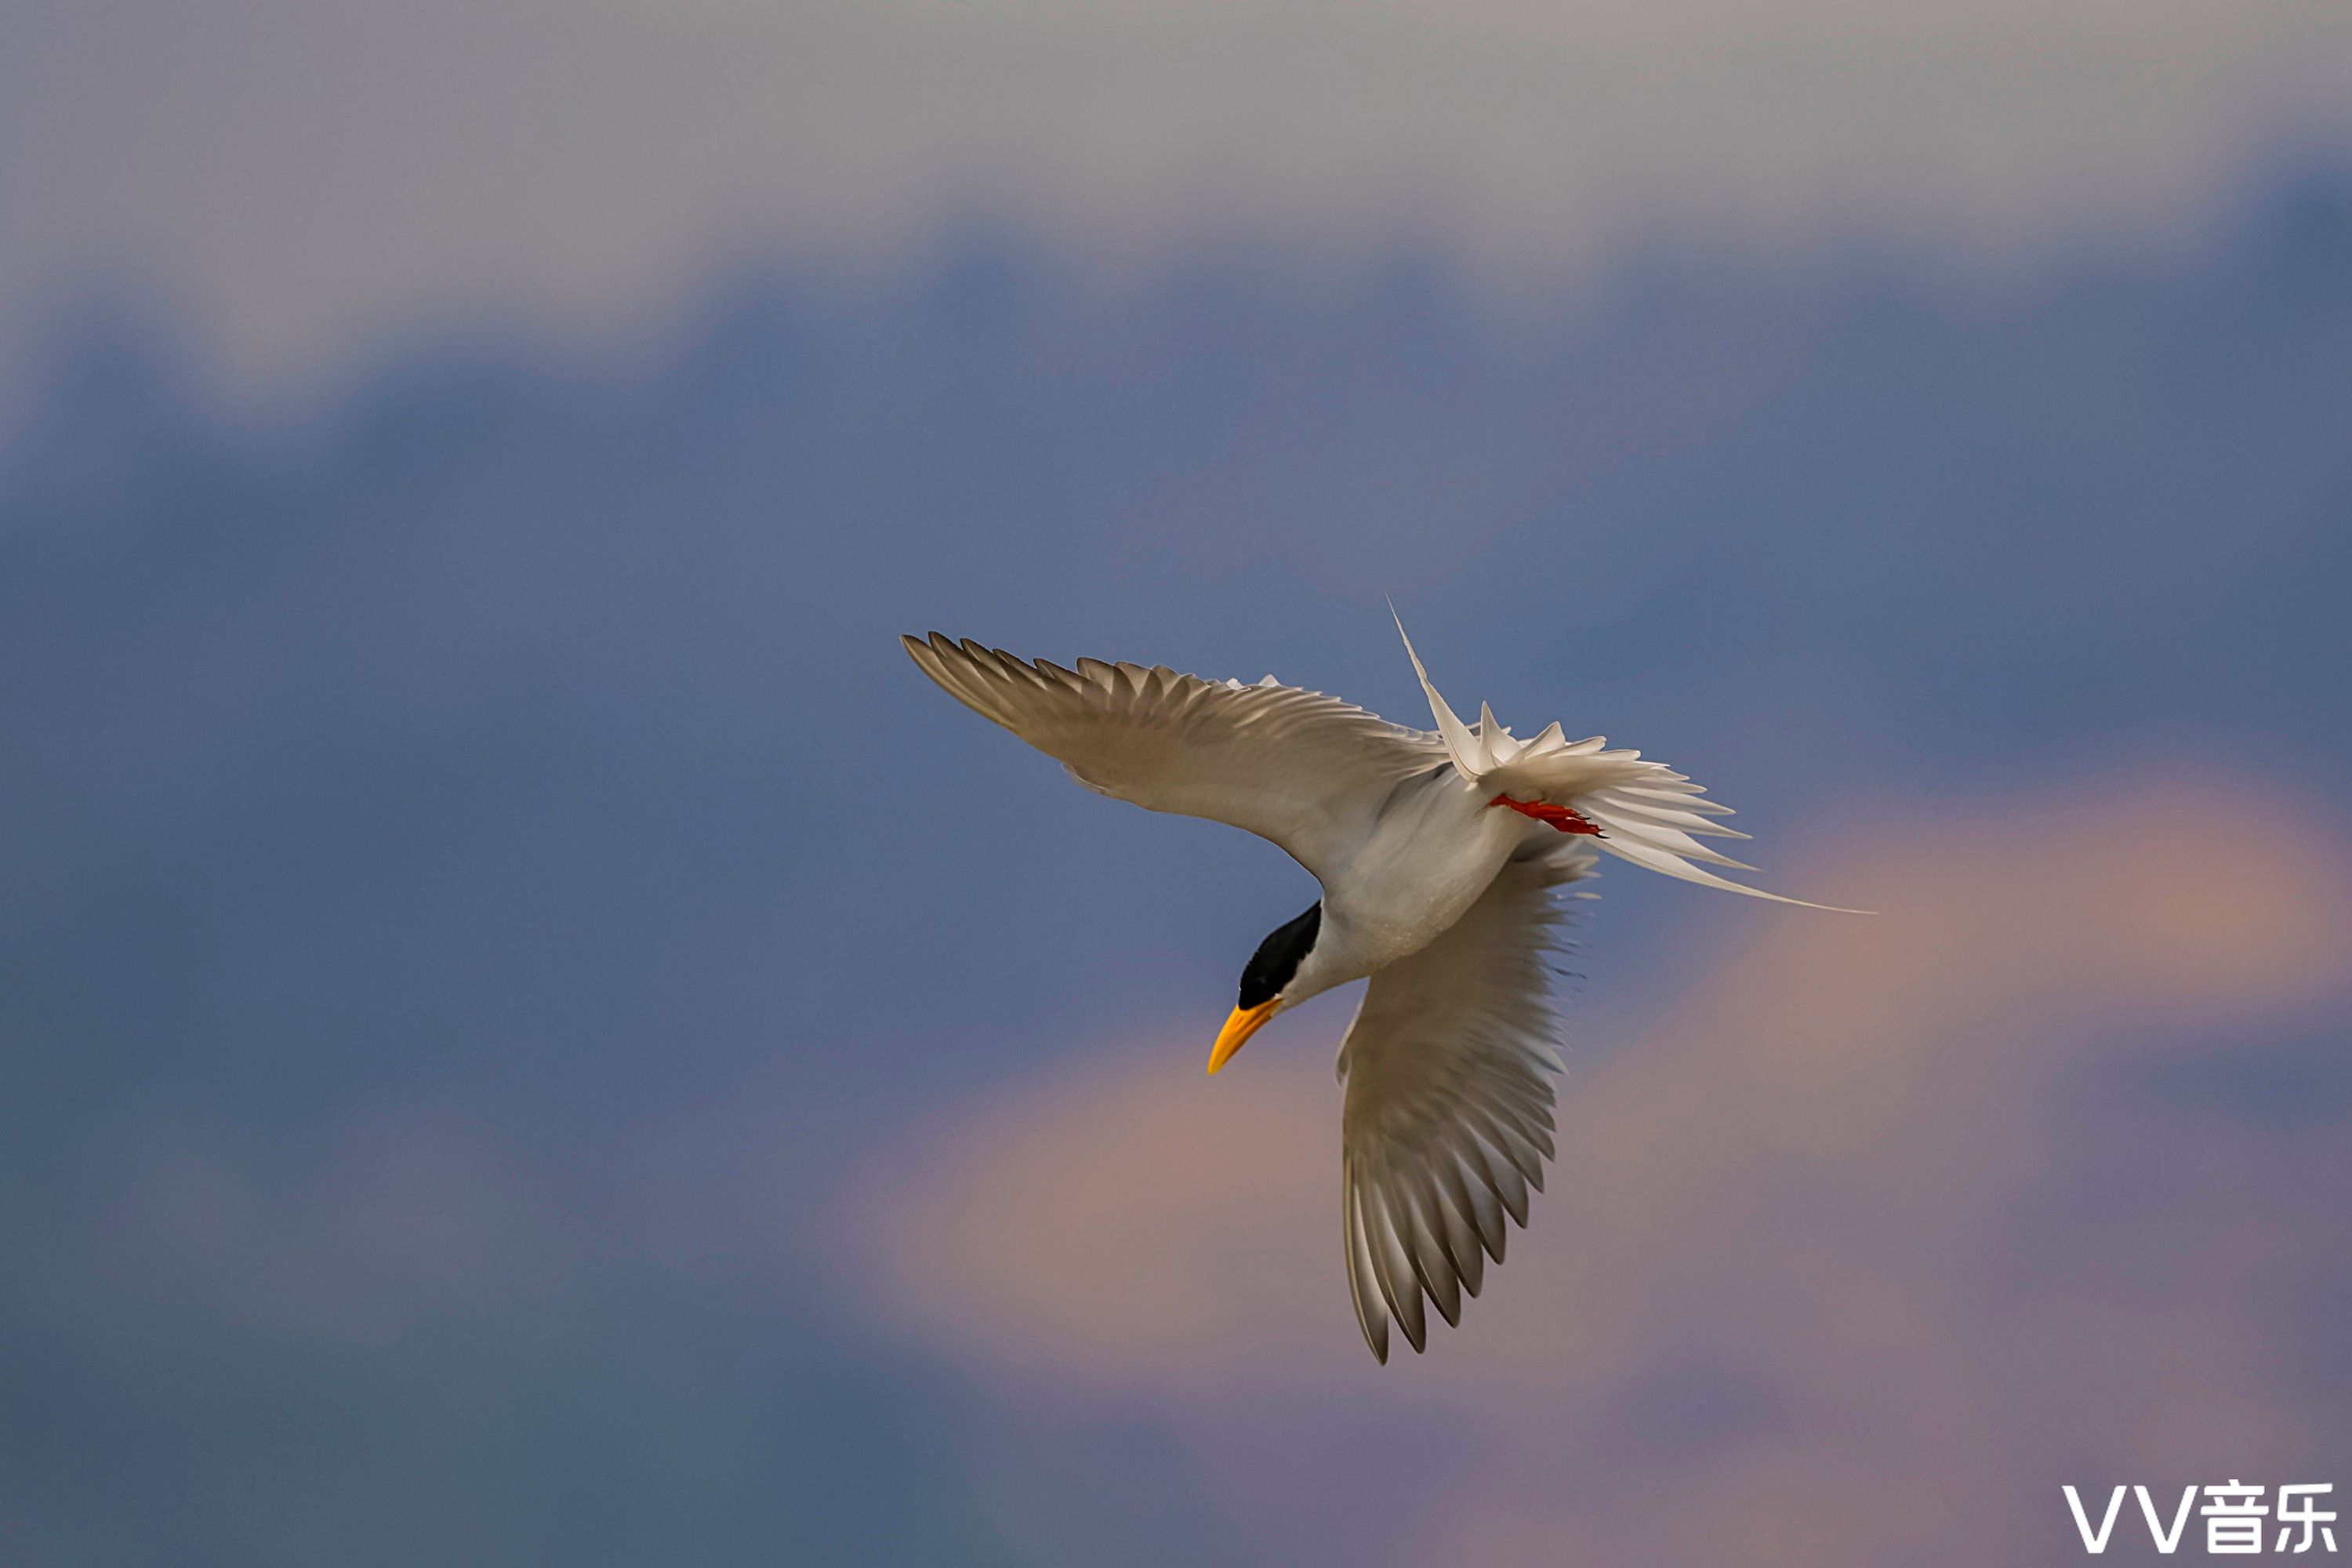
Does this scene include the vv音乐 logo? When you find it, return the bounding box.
[2065,1483,2338,1555]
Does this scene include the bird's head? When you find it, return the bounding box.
[1207,901,1325,1074]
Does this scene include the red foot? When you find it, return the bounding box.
[1490,794,1604,836]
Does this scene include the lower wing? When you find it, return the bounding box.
[1336,837,1594,1362]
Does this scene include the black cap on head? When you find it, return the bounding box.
[1238,902,1321,1009]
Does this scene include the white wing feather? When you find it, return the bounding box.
[903,634,1445,881]
[1338,838,1593,1362]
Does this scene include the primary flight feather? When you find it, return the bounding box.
[904,618,1865,1363]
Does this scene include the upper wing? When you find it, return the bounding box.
[1337,837,1592,1363]
[904,633,1444,881]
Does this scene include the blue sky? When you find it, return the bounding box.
[3,9,2350,1563]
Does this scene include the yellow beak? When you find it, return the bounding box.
[1208,999,1279,1075]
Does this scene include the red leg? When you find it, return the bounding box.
[1489,793,1604,835]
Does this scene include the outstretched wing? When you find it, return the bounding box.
[1337,837,1592,1363]
[904,633,1444,882]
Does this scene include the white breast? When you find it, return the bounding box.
[1317,768,1527,978]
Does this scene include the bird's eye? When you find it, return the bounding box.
[1238,901,1321,1007]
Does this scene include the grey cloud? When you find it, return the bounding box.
[6,0,2352,390]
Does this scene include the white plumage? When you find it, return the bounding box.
[904,617,1862,1362]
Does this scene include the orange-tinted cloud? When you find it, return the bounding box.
[840,772,2352,1562]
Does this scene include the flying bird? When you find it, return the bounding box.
[903,616,1864,1363]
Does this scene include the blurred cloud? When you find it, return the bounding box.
[6,0,2350,393]
[847,771,2352,1562]
[2,165,2347,1563]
